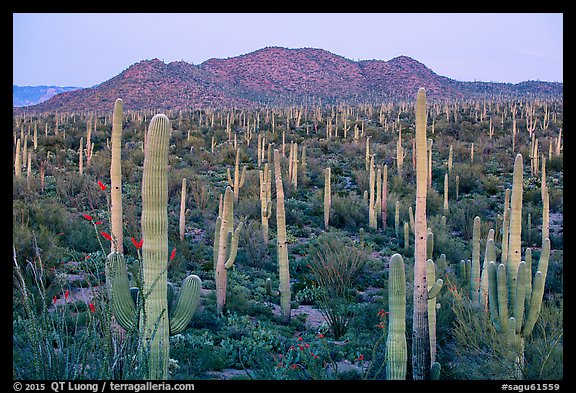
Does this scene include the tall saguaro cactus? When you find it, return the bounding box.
[259,163,273,242]
[214,186,243,315]
[266,149,291,323]
[179,178,187,241]
[110,98,124,254]
[324,167,331,230]
[412,87,432,380]
[386,253,407,380]
[109,113,203,380]
[141,114,172,379]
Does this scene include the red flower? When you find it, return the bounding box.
[89,303,96,313]
[298,336,303,341]
[377,309,390,317]
[53,296,58,304]
[290,364,298,370]
[169,247,177,261]
[64,290,70,300]
[304,343,310,348]
[316,333,325,339]
[100,232,113,241]
[95,221,103,225]
[355,354,364,361]
[131,237,144,249]
[98,181,107,191]
[82,213,93,221]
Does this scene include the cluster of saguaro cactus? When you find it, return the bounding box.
[482,154,552,378]
[266,149,291,323]
[107,114,202,380]
[214,186,243,315]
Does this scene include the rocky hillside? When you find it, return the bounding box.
[16,47,563,113]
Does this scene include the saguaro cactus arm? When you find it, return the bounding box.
[169,274,202,335]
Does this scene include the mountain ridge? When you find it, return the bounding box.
[14,47,563,113]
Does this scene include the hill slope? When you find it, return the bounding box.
[16,47,563,113]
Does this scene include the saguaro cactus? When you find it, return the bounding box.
[507,154,523,315]
[227,148,246,203]
[412,87,432,380]
[179,178,187,241]
[266,149,291,323]
[259,163,273,242]
[470,216,481,304]
[214,186,243,315]
[106,114,203,380]
[386,253,407,380]
[324,167,331,230]
[110,98,124,254]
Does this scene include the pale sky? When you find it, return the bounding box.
[13,13,563,87]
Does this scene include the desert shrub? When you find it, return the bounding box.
[330,192,368,231]
[307,234,369,338]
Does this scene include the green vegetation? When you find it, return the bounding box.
[13,92,563,380]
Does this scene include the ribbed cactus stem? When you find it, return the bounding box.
[259,163,273,242]
[215,186,242,315]
[507,154,523,316]
[79,137,83,175]
[443,173,449,213]
[106,251,137,331]
[480,233,496,308]
[426,228,434,260]
[227,148,246,203]
[141,113,171,380]
[324,167,331,230]
[368,155,377,230]
[395,200,400,238]
[427,259,443,365]
[179,178,186,241]
[470,216,481,304]
[386,253,407,380]
[412,87,431,380]
[522,238,550,337]
[403,222,410,252]
[382,164,388,230]
[110,98,124,254]
[15,138,22,177]
[274,149,291,323]
[169,274,202,335]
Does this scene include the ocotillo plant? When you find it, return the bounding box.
[110,98,124,254]
[386,253,407,380]
[412,87,432,380]
[107,114,203,380]
[266,149,291,323]
[227,148,246,203]
[214,186,243,316]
